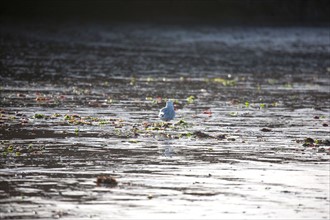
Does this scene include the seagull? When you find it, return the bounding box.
[159,100,175,121]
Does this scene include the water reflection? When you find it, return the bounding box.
[162,140,174,158]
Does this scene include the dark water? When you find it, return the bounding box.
[0,22,329,219]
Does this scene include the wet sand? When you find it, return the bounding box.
[0,22,329,219]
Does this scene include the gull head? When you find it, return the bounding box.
[166,100,174,108]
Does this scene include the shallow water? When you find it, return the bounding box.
[0,22,329,219]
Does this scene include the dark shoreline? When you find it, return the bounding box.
[1,0,329,26]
